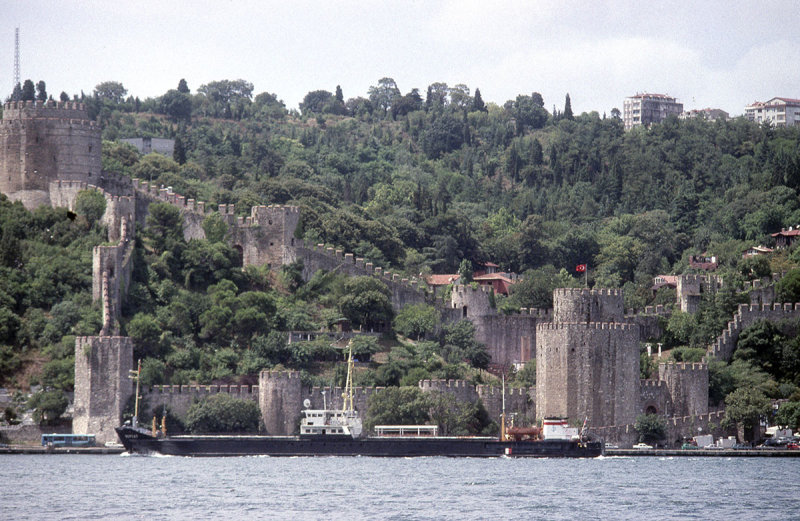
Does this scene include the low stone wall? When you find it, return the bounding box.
[142,384,260,419]
[0,423,71,444]
[593,410,732,448]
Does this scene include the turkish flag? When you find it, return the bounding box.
[576,264,587,272]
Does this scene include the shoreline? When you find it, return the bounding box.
[0,445,125,455]
[605,448,800,457]
[2,444,799,457]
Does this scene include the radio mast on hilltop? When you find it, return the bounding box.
[13,27,20,92]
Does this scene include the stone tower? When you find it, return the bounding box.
[658,362,709,417]
[259,370,303,435]
[228,205,301,268]
[73,336,134,444]
[536,288,639,427]
[0,100,102,209]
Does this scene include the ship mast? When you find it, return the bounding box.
[342,341,355,413]
[128,359,142,427]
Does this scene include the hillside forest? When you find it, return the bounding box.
[1,77,800,435]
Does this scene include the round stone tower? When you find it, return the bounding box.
[536,288,639,428]
[0,100,101,209]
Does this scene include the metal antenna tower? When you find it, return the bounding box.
[13,27,20,91]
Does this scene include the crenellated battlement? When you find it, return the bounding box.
[3,100,88,112]
[553,287,623,298]
[148,384,259,395]
[260,369,302,380]
[659,361,708,373]
[420,379,470,389]
[641,379,665,388]
[517,307,551,318]
[708,301,800,361]
[625,304,669,316]
[536,322,637,331]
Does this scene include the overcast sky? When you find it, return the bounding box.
[2,0,799,116]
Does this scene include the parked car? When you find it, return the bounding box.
[632,443,653,449]
[787,442,799,450]
[681,443,698,450]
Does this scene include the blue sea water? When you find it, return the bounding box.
[1,455,799,520]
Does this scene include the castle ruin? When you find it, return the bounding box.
[5,101,800,446]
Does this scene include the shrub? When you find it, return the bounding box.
[185,394,261,433]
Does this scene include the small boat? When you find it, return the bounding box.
[117,346,602,458]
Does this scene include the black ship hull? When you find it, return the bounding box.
[116,426,603,458]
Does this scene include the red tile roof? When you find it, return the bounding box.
[771,229,800,237]
[426,274,460,286]
[473,273,513,284]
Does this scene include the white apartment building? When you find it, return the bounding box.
[623,93,683,130]
[744,97,800,127]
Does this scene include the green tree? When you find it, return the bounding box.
[634,413,666,444]
[36,80,47,102]
[27,390,68,425]
[144,202,183,254]
[724,386,771,442]
[140,357,167,386]
[339,276,393,330]
[177,78,190,94]
[127,313,163,359]
[472,88,486,112]
[427,391,495,435]
[776,268,800,303]
[160,89,192,121]
[776,401,800,430]
[185,394,261,433]
[74,189,107,227]
[393,304,439,340]
[733,320,784,376]
[21,80,35,101]
[364,386,430,431]
[94,81,127,103]
[299,90,333,115]
[440,320,489,369]
[202,213,229,243]
[368,77,401,117]
[563,93,573,120]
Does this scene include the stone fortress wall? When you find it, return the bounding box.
[5,106,800,447]
[140,375,535,435]
[0,101,102,209]
[709,302,800,361]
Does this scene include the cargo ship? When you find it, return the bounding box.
[116,348,603,458]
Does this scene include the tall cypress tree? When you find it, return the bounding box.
[36,81,47,102]
[473,88,486,112]
[564,93,573,120]
[21,79,35,101]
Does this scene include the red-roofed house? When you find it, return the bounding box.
[771,228,800,249]
[743,245,773,258]
[425,274,460,296]
[688,254,718,271]
[473,273,514,296]
[652,275,678,292]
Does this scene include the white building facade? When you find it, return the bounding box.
[745,97,800,127]
[623,93,683,130]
